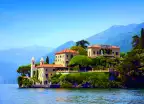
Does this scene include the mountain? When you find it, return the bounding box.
[0,45,54,83]
[0,45,54,65]
[38,41,75,63]
[87,22,144,52]
[0,61,18,84]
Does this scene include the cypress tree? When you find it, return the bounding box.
[140,28,144,48]
[46,56,49,64]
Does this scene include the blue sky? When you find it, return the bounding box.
[0,0,144,49]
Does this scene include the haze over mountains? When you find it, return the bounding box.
[45,22,144,63]
[0,45,53,83]
[1,22,144,83]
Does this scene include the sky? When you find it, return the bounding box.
[0,0,144,50]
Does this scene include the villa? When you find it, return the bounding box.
[30,45,120,85]
[88,45,120,58]
[30,49,78,85]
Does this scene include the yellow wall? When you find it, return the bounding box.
[55,53,78,67]
[88,48,120,58]
[55,53,65,66]
[35,67,56,85]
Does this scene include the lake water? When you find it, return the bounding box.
[0,84,144,104]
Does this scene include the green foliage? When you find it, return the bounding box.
[132,28,144,49]
[50,72,123,88]
[46,56,49,64]
[17,76,23,87]
[91,56,122,69]
[22,78,33,87]
[50,73,62,84]
[59,72,109,87]
[120,52,126,58]
[33,70,39,80]
[68,55,92,67]
[60,82,73,88]
[71,46,87,55]
[117,49,144,74]
[76,40,90,49]
[71,65,79,71]
[132,35,140,49]
[17,65,31,76]
[141,28,144,48]
[17,76,33,88]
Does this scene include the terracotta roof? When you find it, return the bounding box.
[55,49,78,55]
[88,45,119,49]
[36,64,64,68]
[88,45,101,48]
[111,46,120,49]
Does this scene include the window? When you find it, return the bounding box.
[45,74,48,78]
[44,81,47,85]
[45,69,47,71]
[93,51,95,55]
[113,52,114,54]
[71,54,73,58]
[53,69,55,71]
[116,52,119,55]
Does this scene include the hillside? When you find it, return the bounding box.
[0,45,54,83]
[0,45,54,65]
[87,22,144,52]
[37,41,75,63]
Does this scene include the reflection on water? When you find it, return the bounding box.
[0,84,144,104]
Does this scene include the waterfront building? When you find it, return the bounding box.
[87,45,120,58]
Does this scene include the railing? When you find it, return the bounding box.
[88,70,109,72]
[56,70,78,73]
[102,54,114,57]
[56,70,109,73]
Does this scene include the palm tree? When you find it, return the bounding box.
[132,35,140,49]
[76,40,90,49]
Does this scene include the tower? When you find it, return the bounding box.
[40,57,44,65]
[31,57,35,78]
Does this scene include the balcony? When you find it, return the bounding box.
[102,54,114,57]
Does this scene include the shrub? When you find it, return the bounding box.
[17,76,33,88]
[60,82,73,88]
[17,76,23,87]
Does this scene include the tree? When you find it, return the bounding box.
[71,46,87,55]
[17,65,31,76]
[141,28,144,49]
[132,28,144,49]
[120,52,126,58]
[76,40,90,49]
[68,55,92,70]
[46,56,49,64]
[132,35,140,49]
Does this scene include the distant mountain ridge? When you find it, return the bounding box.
[0,45,54,84]
[0,45,54,65]
[87,22,144,52]
[40,22,144,64]
[1,22,144,84]
[37,41,75,63]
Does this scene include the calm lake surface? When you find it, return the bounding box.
[0,84,144,104]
